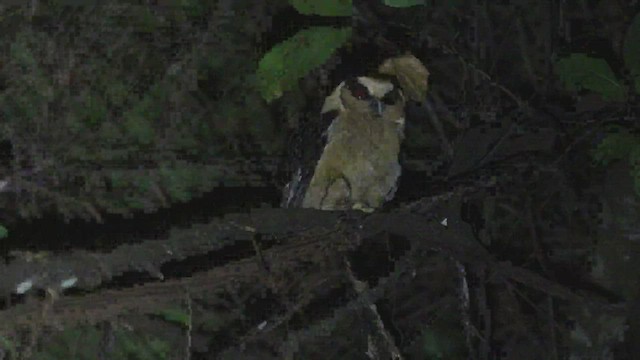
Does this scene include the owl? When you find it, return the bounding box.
[283,76,406,212]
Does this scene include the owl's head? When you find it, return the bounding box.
[339,76,405,122]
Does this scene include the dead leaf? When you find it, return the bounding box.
[378,53,429,102]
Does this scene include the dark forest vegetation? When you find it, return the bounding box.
[0,0,639,359]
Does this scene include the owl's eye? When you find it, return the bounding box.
[345,79,370,100]
[351,86,369,99]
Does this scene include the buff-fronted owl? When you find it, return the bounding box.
[283,76,406,212]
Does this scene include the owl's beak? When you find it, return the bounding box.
[369,99,385,116]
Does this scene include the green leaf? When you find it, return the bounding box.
[555,53,626,101]
[157,308,190,327]
[0,225,8,239]
[592,129,639,166]
[124,115,155,145]
[256,26,352,102]
[290,0,351,16]
[383,0,425,7]
[623,12,640,93]
[0,336,16,357]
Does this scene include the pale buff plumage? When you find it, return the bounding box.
[301,76,405,212]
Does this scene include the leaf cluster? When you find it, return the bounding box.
[0,1,284,223]
[556,13,640,196]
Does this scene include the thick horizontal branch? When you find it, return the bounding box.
[0,199,624,337]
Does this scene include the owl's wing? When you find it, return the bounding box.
[281,92,339,209]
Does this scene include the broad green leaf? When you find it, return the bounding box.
[0,225,7,239]
[555,53,626,101]
[257,26,352,103]
[592,128,639,166]
[157,308,190,327]
[383,0,425,7]
[290,0,351,16]
[623,13,640,93]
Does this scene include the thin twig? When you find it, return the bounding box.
[343,257,404,360]
[184,291,192,360]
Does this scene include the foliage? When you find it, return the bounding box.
[592,127,640,196]
[579,11,640,198]
[0,335,16,358]
[383,0,426,7]
[256,26,352,102]
[555,11,640,100]
[156,307,191,327]
[418,325,466,360]
[623,13,640,92]
[0,1,285,222]
[591,128,639,166]
[289,0,351,16]
[32,325,171,360]
[554,53,626,101]
[255,0,356,103]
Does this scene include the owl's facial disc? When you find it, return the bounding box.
[356,76,394,98]
[341,77,392,116]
